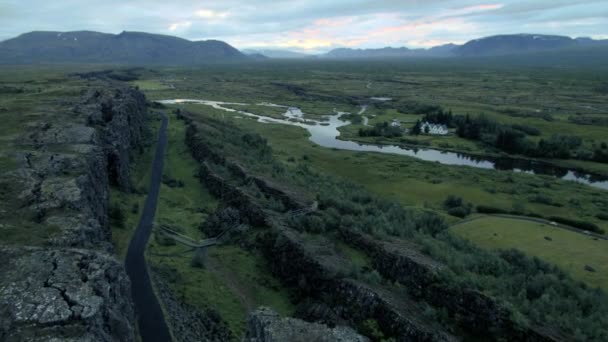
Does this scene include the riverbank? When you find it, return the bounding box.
[158,98,608,191]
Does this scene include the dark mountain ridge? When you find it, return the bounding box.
[0,30,247,64]
[322,34,608,59]
[455,33,608,56]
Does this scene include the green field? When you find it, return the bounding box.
[453,216,608,290]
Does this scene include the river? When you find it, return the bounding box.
[158,99,608,191]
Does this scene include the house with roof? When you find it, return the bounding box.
[421,121,448,135]
[390,119,401,127]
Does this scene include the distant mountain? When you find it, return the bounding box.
[322,45,458,59]
[0,31,247,64]
[454,34,608,56]
[243,49,311,59]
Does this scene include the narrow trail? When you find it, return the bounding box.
[206,256,255,312]
[125,113,172,342]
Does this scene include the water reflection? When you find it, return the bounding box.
[158,99,608,191]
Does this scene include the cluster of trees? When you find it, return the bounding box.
[394,101,444,115]
[358,122,403,138]
[421,110,454,126]
[568,115,608,127]
[452,114,608,163]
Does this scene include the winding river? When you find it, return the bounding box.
[158,99,608,191]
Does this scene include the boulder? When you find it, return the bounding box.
[245,307,368,342]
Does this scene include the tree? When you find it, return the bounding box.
[412,120,422,135]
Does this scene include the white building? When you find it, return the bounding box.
[421,122,448,135]
[390,119,401,127]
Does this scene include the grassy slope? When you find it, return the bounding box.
[145,112,293,339]
[453,216,608,290]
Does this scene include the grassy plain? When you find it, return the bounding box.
[453,216,608,290]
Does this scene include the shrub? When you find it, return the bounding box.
[548,216,604,234]
[444,195,471,218]
[448,207,470,218]
[597,213,608,221]
[528,194,561,207]
[444,195,464,209]
[477,205,509,214]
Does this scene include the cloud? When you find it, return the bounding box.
[195,9,229,19]
[168,21,192,32]
[0,0,606,51]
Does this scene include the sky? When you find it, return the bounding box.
[0,0,607,53]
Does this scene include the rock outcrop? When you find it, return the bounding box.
[245,307,368,342]
[182,113,457,341]
[151,273,233,342]
[263,227,458,342]
[342,229,562,342]
[0,247,134,342]
[1,84,147,341]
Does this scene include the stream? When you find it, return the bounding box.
[158,99,608,191]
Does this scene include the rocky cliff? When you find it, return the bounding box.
[245,307,368,342]
[342,229,561,341]
[0,84,147,341]
[181,112,458,341]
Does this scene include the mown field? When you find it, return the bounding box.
[453,216,608,290]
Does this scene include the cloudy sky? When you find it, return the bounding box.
[1,0,607,52]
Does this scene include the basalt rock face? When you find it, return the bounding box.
[262,227,458,342]
[343,230,561,342]
[245,307,368,342]
[0,247,134,342]
[1,84,147,341]
[182,114,456,341]
[80,87,147,191]
[151,272,233,342]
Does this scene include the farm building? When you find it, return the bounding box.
[421,122,448,135]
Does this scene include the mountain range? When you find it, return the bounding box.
[0,31,246,64]
[321,34,608,59]
[242,49,312,59]
[0,31,607,64]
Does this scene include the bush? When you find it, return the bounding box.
[477,205,509,214]
[199,207,241,236]
[448,207,471,218]
[444,195,471,218]
[548,216,604,234]
[528,194,561,207]
[597,213,608,221]
[444,195,464,209]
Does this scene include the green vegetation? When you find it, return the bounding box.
[453,216,608,290]
[125,61,608,340]
[143,112,293,339]
[178,110,608,340]
[0,67,95,246]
